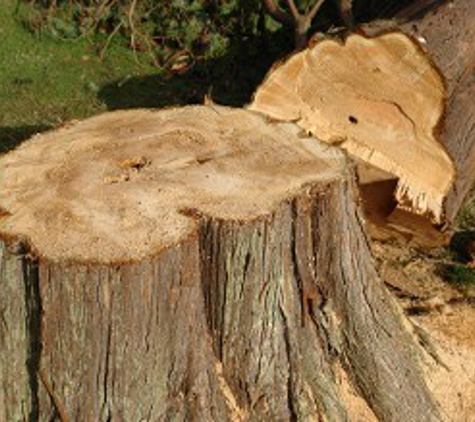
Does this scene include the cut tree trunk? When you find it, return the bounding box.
[249,32,454,227]
[358,0,475,227]
[0,106,440,420]
[396,0,475,225]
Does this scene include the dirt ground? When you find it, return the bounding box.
[372,240,475,421]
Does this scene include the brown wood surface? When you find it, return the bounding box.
[249,31,454,226]
[394,0,475,224]
[0,106,441,420]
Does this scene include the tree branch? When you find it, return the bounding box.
[335,0,354,28]
[308,0,326,21]
[263,0,294,25]
[285,0,301,20]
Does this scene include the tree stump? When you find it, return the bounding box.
[0,106,440,420]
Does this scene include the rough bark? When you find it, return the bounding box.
[334,0,354,29]
[0,106,440,420]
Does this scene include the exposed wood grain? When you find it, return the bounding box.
[398,0,475,224]
[249,32,454,224]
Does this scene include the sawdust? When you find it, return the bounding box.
[423,324,475,421]
[373,240,475,421]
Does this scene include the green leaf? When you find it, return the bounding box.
[206,33,229,58]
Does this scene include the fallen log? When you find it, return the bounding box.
[249,32,454,227]
[396,0,475,225]
[0,106,440,420]
[252,0,475,235]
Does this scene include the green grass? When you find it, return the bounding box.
[435,229,475,296]
[0,1,287,153]
[456,191,475,231]
[0,0,157,152]
[438,263,475,296]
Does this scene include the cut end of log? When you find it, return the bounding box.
[0,106,347,263]
[249,31,455,223]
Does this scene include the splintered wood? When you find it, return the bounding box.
[250,32,455,223]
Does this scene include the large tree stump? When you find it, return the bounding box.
[0,106,440,420]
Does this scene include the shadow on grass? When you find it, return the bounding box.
[98,30,293,111]
[435,231,475,295]
[449,231,475,263]
[1,30,292,155]
[0,124,51,154]
[98,72,214,110]
[98,61,273,111]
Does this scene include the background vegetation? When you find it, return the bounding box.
[1,0,415,150]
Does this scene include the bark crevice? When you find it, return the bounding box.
[22,256,41,422]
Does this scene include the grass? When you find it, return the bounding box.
[434,229,475,295]
[0,1,281,153]
[456,190,475,232]
[447,188,475,292]
[0,0,157,152]
[438,263,475,296]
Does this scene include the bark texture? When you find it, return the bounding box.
[0,106,440,420]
